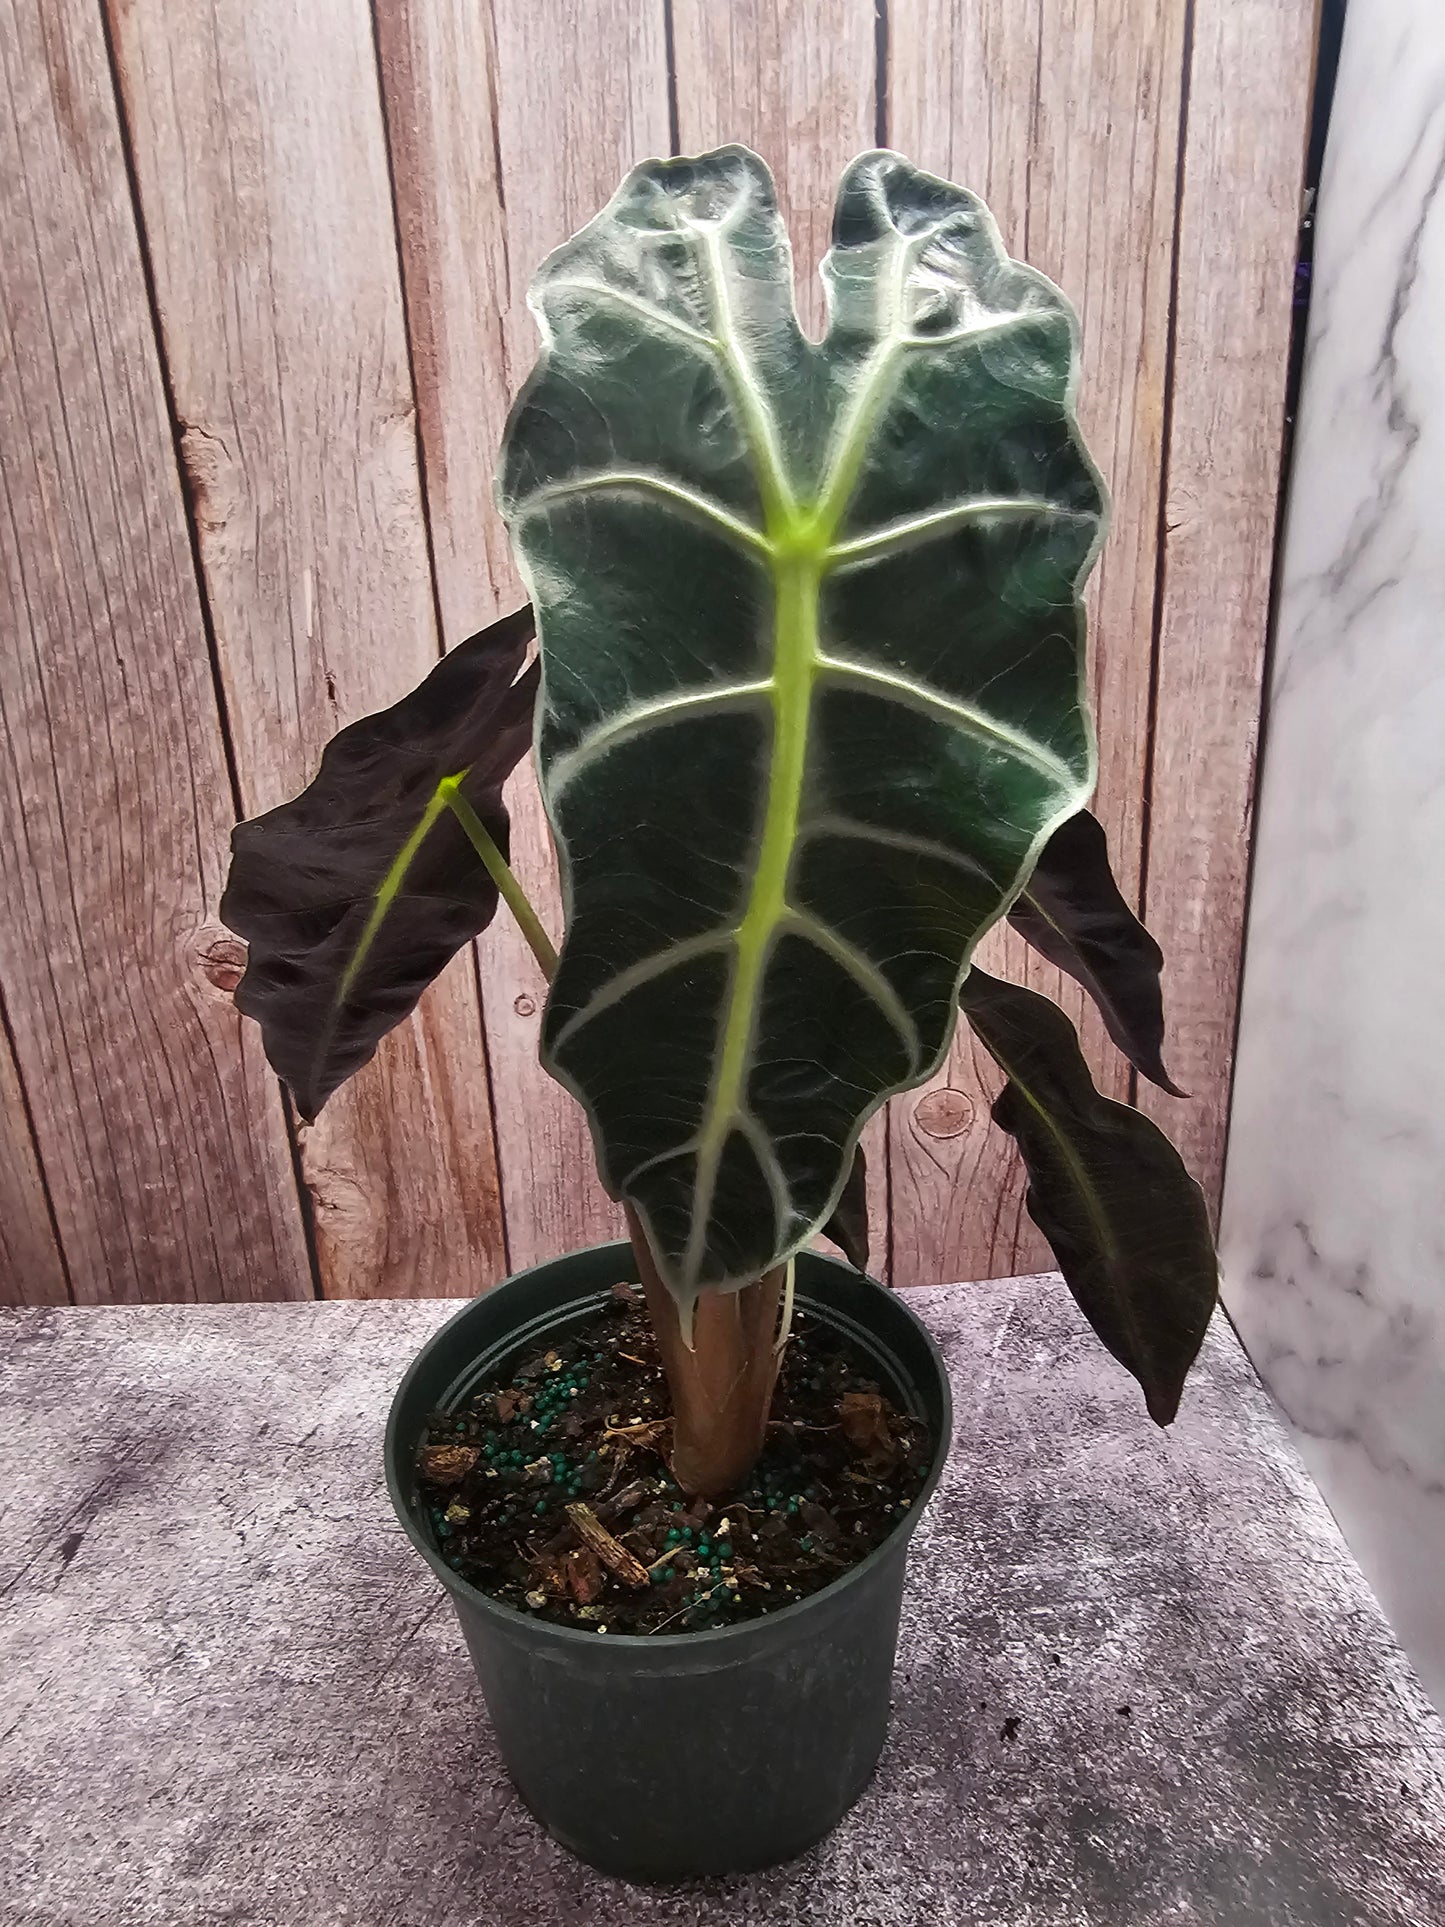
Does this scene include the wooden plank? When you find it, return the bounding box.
[669,0,891,1273]
[1138,0,1315,1206]
[0,0,311,1302]
[371,0,516,647]
[375,0,671,1273]
[107,0,508,1295]
[0,1013,67,1305]
[886,0,1187,1283]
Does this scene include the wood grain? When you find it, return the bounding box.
[371,0,515,646]
[376,0,671,1273]
[107,0,507,1295]
[1139,0,1315,1206]
[0,1014,67,1305]
[887,0,1189,1283]
[670,0,891,1273]
[0,0,1308,1303]
[0,0,311,1302]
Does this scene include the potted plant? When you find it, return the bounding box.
[221,146,1216,1880]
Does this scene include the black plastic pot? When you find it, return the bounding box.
[385,1241,951,1881]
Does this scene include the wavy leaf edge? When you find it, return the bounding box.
[502,145,1110,1302]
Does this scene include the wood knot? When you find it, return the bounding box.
[191,925,247,995]
[913,1088,975,1140]
[177,422,232,534]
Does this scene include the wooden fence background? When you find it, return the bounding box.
[0,0,1317,1305]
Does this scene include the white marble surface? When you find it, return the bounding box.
[1222,0,1445,1713]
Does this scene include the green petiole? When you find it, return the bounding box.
[438,776,559,983]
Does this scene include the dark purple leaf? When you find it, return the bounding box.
[960,969,1217,1425]
[221,607,537,1119]
[1010,809,1185,1096]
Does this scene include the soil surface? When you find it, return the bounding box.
[412,1282,932,1636]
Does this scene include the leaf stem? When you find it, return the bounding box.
[440,781,558,982]
[773,1256,796,1362]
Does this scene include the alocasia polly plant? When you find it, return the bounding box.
[222,146,1218,1495]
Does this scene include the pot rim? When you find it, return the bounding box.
[384,1239,952,1653]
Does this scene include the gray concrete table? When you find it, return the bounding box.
[4,1276,1444,1927]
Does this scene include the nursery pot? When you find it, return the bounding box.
[385,1241,951,1881]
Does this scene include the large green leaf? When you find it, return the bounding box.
[500,146,1106,1302]
[220,608,538,1120]
[959,969,1217,1423]
[1009,809,1184,1095]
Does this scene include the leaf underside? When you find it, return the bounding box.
[1010,809,1185,1096]
[221,608,537,1120]
[960,969,1217,1424]
[819,1145,869,1273]
[501,146,1106,1300]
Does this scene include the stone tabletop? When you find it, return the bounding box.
[3,1276,1443,1927]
